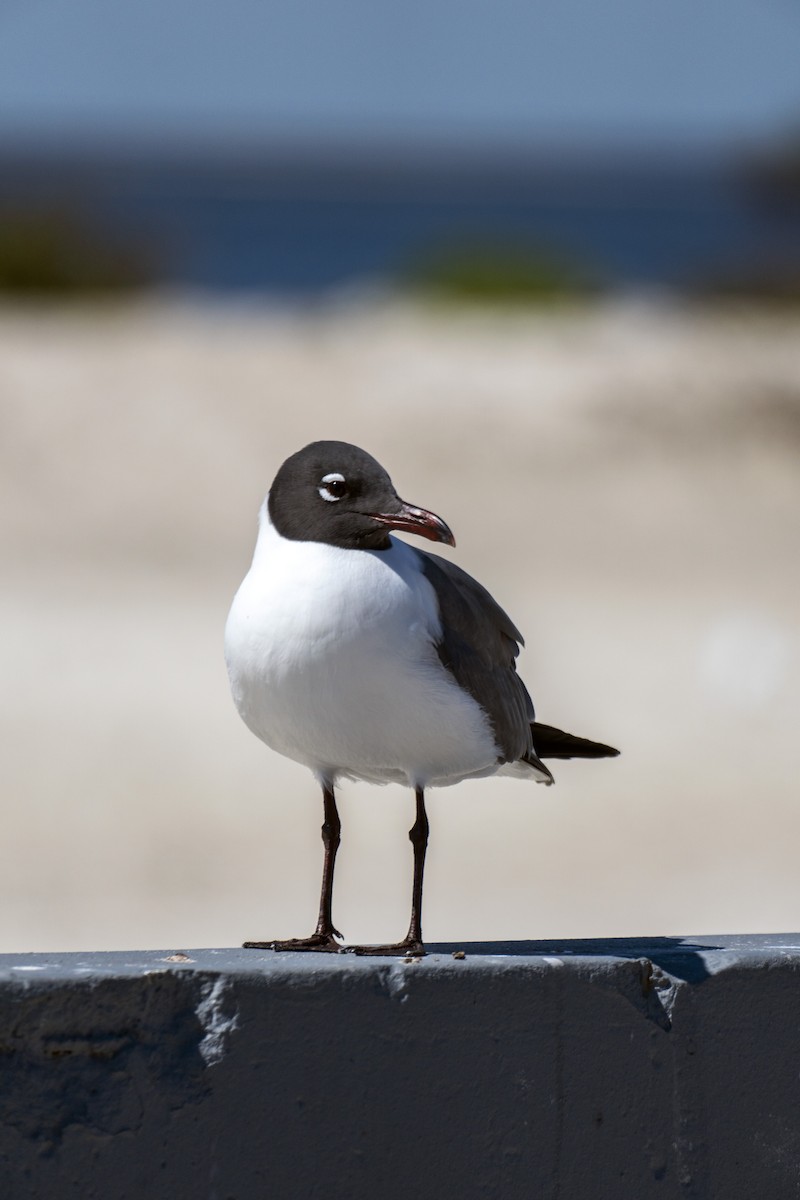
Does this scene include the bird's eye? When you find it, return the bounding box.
[318,473,348,502]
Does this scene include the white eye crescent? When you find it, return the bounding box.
[319,472,347,502]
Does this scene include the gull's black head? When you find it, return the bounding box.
[268,440,455,551]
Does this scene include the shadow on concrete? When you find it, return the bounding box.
[426,937,721,982]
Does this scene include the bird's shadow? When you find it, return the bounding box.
[426,936,721,982]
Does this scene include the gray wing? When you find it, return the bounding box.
[418,548,538,766]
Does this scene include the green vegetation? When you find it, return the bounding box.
[401,238,599,305]
[0,207,150,296]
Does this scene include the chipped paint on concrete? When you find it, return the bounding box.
[196,976,239,1066]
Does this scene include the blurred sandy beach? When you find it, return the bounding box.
[1,297,799,952]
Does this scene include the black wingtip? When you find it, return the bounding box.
[531,722,620,761]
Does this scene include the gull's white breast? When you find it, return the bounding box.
[224,507,499,788]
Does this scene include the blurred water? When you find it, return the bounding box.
[2,151,797,293]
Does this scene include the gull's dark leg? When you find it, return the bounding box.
[244,783,343,952]
[348,786,429,958]
[406,787,428,948]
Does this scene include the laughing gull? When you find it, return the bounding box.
[225,441,618,957]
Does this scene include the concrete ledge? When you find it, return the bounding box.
[2,935,800,1199]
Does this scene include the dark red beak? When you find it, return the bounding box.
[370,501,456,547]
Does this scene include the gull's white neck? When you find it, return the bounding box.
[224,505,499,788]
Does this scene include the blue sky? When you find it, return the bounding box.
[1,0,799,149]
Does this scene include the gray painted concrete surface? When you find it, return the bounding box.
[2,935,800,1199]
